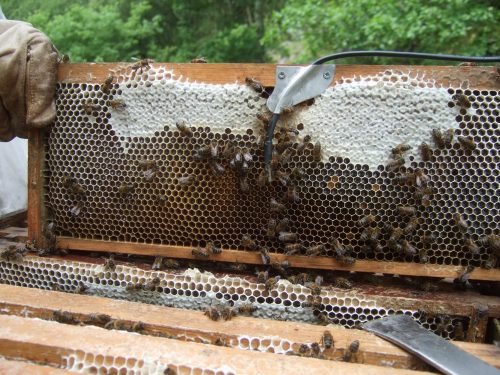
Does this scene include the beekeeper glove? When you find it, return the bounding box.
[0,20,58,141]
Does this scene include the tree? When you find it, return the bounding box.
[262,0,500,64]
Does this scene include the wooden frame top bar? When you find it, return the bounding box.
[0,284,498,370]
[58,63,500,89]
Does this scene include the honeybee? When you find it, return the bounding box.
[298,344,310,356]
[265,276,280,291]
[245,77,264,94]
[64,178,86,197]
[385,156,405,172]
[275,218,290,233]
[74,282,88,294]
[238,303,257,316]
[204,306,221,321]
[419,142,433,162]
[443,129,454,147]
[86,313,112,326]
[334,277,353,289]
[164,259,180,269]
[306,244,325,257]
[403,217,419,235]
[239,176,250,192]
[387,239,402,253]
[343,340,360,362]
[317,313,330,325]
[256,112,272,129]
[457,265,474,283]
[414,169,429,187]
[279,148,294,167]
[453,213,468,233]
[270,198,286,213]
[256,270,269,284]
[144,277,161,291]
[206,242,222,255]
[241,235,258,250]
[109,99,126,110]
[0,245,25,262]
[296,135,312,153]
[70,202,83,217]
[192,247,209,258]
[313,141,323,162]
[310,342,322,358]
[104,319,126,330]
[279,232,298,242]
[191,57,207,63]
[82,98,101,115]
[271,260,290,277]
[265,219,277,238]
[392,143,411,156]
[321,330,334,349]
[397,206,416,216]
[339,255,356,266]
[360,227,380,242]
[330,238,346,257]
[290,167,306,180]
[388,227,404,242]
[195,143,216,160]
[281,106,295,114]
[308,282,322,296]
[432,129,446,149]
[101,75,114,94]
[401,240,417,256]
[290,273,311,286]
[257,169,268,187]
[464,238,479,254]
[118,183,135,198]
[131,321,145,333]
[422,233,436,246]
[259,247,271,264]
[152,256,164,271]
[126,282,144,292]
[210,161,225,175]
[357,214,375,227]
[453,321,466,341]
[457,136,476,152]
[178,175,196,186]
[482,255,497,269]
[102,254,116,272]
[53,310,80,325]
[478,234,500,254]
[131,58,154,74]
[285,186,300,203]
[274,170,290,187]
[284,243,303,255]
[452,93,471,109]
[229,263,247,272]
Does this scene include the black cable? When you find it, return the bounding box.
[313,50,500,65]
[264,50,500,169]
[264,113,280,180]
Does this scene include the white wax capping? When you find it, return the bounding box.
[110,68,462,169]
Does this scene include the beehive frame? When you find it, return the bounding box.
[28,63,500,282]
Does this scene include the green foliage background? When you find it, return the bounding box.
[2,0,499,64]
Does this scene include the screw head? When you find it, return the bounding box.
[323,71,331,80]
[278,71,286,80]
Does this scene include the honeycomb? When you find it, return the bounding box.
[0,256,468,340]
[43,64,499,269]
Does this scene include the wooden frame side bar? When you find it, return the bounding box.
[27,129,45,247]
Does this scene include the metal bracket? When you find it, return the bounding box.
[266,64,335,114]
